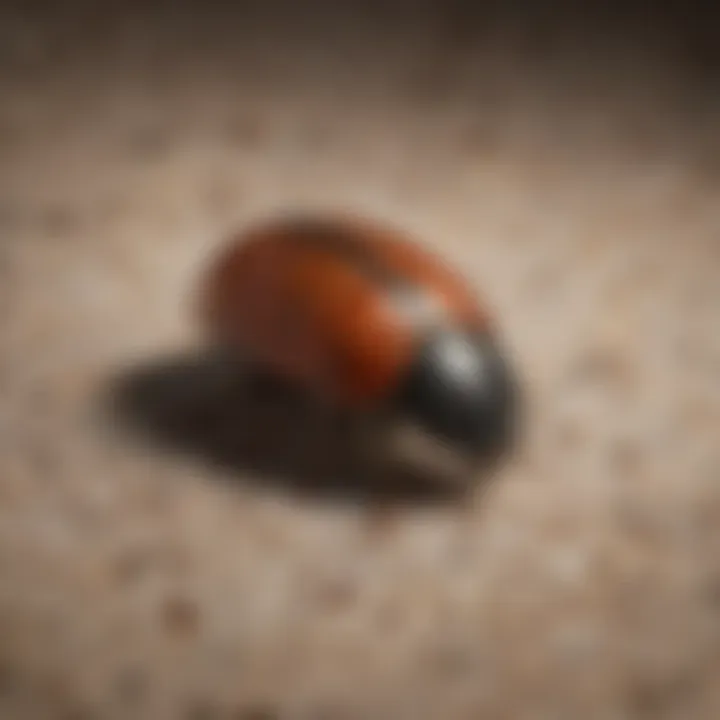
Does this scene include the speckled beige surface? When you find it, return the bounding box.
[1,2,720,719]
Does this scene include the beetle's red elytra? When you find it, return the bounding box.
[199,213,518,481]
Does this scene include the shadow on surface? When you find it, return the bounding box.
[101,351,510,507]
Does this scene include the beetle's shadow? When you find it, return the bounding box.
[101,351,483,506]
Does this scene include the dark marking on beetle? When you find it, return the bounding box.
[285,217,403,288]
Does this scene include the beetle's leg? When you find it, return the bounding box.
[385,418,482,494]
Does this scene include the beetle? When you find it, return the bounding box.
[197,212,518,487]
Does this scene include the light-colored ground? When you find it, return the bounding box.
[1,2,720,718]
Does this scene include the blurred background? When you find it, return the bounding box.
[1,0,720,718]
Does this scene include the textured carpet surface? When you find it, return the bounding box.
[1,2,720,718]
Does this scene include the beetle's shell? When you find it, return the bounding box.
[200,215,492,409]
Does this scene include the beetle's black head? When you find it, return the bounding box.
[394,326,519,463]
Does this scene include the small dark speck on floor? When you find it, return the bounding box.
[115,665,148,705]
[0,662,14,697]
[555,418,585,451]
[126,126,174,160]
[313,577,360,615]
[225,115,266,148]
[570,348,631,387]
[627,680,664,719]
[60,708,99,720]
[41,205,79,238]
[161,595,201,638]
[609,435,644,477]
[234,706,277,720]
[186,699,223,720]
[361,506,403,543]
[704,575,720,608]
